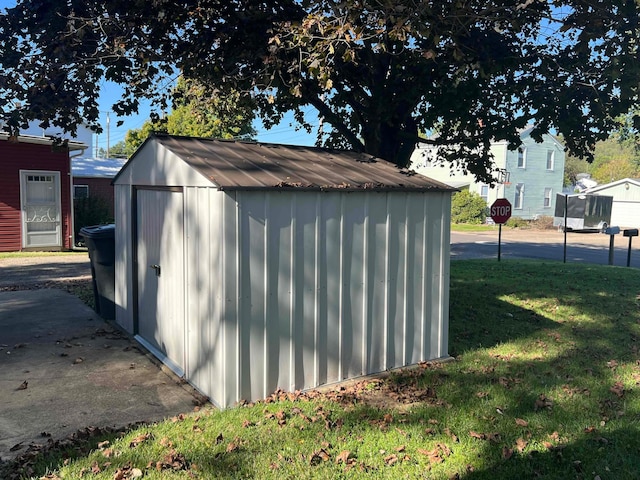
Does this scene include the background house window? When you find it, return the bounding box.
[546,150,555,170]
[544,187,552,208]
[515,183,525,209]
[479,184,489,203]
[74,185,89,199]
[517,148,526,168]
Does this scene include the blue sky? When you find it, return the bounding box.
[95,81,317,151]
[1,0,317,151]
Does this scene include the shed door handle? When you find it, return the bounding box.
[150,264,161,277]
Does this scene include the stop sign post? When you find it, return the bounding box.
[490,198,512,261]
[490,198,512,225]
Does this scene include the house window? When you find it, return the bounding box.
[544,188,552,208]
[515,183,525,209]
[479,184,489,203]
[546,150,555,170]
[74,185,89,199]
[27,175,54,183]
[517,148,526,168]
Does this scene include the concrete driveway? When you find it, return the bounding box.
[0,255,200,464]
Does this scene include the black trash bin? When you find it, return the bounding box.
[80,224,116,320]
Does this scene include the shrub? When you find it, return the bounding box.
[504,216,530,228]
[74,196,113,245]
[451,190,487,224]
[531,215,555,230]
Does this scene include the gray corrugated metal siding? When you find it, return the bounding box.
[114,136,452,408]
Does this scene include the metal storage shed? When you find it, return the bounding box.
[113,134,455,408]
[586,178,640,228]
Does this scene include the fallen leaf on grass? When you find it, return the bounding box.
[336,450,353,464]
[155,450,189,471]
[131,468,143,478]
[502,447,514,459]
[384,454,398,466]
[534,394,553,411]
[170,414,186,423]
[515,418,528,427]
[9,442,24,452]
[129,432,151,448]
[113,464,144,479]
[516,437,528,452]
[159,437,174,448]
[469,431,501,443]
[444,428,459,443]
[417,443,451,464]
[309,448,331,465]
[610,382,625,398]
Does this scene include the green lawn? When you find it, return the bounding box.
[5,260,640,479]
[450,223,497,232]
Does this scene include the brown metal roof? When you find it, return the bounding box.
[151,134,455,192]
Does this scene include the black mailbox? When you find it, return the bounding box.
[623,229,639,237]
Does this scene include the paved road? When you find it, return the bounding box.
[0,229,635,290]
[0,253,91,289]
[451,229,640,268]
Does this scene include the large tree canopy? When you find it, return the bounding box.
[119,77,257,157]
[1,0,638,182]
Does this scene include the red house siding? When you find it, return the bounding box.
[0,140,73,252]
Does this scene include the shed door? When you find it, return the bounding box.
[136,188,185,376]
[20,171,62,248]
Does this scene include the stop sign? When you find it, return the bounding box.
[490,198,512,224]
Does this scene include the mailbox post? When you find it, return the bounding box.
[624,229,638,267]
[603,226,620,265]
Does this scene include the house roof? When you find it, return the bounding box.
[117,134,455,192]
[72,157,126,178]
[412,125,564,153]
[586,177,640,194]
[0,132,87,151]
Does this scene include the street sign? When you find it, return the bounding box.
[490,198,512,224]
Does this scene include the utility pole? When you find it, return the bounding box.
[106,112,110,159]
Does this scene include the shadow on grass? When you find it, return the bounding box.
[3,260,639,479]
[449,259,639,357]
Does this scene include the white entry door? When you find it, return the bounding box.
[20,171,62,249]
[136,188,186,376]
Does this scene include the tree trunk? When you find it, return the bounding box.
[361,117,418,169]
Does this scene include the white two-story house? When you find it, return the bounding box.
[411,126,565,220]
